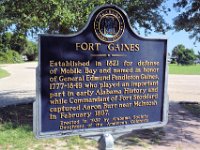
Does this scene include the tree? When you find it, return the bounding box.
[0,0,170,36]
[172,44,185,58]
[197,51,200,60]
[172,44,196,65]
[179,48,196,65]
[10,33,27,54]
[0,0,171,60]
[0,32,12,52]
[173,0,200,41]
[23,41,37,61]
[0,32,27,54]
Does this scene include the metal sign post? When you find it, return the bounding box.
[99,133,114,150]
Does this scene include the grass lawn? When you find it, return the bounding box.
[0,104,96,150]
[169,64,200,75]
[0,67,10,79]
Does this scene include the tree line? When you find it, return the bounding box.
[0,0,199,63]
[0,32,37,63]
[171,44,200,65]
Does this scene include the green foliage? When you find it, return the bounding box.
[0,0,170,35]
[0,32,12,52]
[23,41,38,61]
[0,0,171,63]
[174,0,200,41]
[172,44,196,65]
[0,32,37,61]
[170,59,177,64]
[10,33,27,54]
[1,32,12,52]
[0,32,27,55]
[197,51,200,59]
[172,44,185,57]
[0,50,23,64]
[177,48,196,65]
[0,0,170,63]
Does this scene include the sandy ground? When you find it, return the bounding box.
[168,75,200,102]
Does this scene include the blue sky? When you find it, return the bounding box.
[139,1,200,55]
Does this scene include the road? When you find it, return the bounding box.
[0,62,199,106]
[0,62,37,106]
[168,75,200,102]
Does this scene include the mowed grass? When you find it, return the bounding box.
[0,104,96,150]
[0,67,10,79]
[0,123,37,150]
[169,64,200,75]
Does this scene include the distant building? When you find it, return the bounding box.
[194,59,200,64]
[168,52,177,64]
[167,53,171,63]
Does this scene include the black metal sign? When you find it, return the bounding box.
[34,5,168,138]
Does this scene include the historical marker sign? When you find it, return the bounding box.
[34,5,168,138]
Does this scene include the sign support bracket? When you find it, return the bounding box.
[98,133,115,150]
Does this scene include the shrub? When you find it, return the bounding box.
[0,50,23,64]
[172,44,196,65]
[170,59,176,64]
[23,41,38,61]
